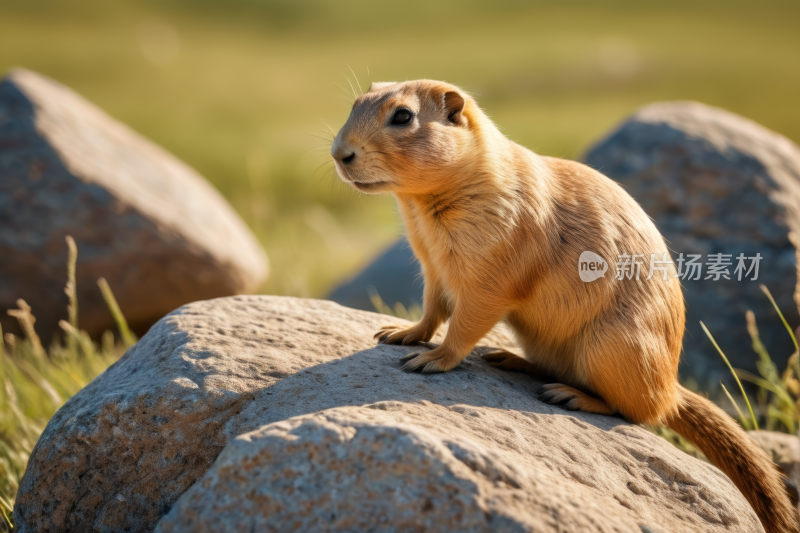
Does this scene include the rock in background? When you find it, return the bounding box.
[750,430,800,501]
[584,101,800,391]
[0,68,268,344]
[15,296,762,532]
[328,237,422,312]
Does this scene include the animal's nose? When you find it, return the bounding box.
[330,137,356,163]
[332,149,356,164]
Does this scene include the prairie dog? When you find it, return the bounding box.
[331,79,798,532]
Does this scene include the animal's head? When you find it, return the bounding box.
[330,79,480,195]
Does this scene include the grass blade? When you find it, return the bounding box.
[6,300,44,360]
[720,382,752,430]
[760,284,799,353]
[735,369,796,413]
[367,286,394,317]
[746,310,782,387]
[767,404,796,433]
[65,235,79,354]
[701,321,759,431]
[97,278,136,348]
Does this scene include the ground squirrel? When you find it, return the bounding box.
[330,79,799,532]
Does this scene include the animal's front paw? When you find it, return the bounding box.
[399,346,462,374]
[374,323,430,345]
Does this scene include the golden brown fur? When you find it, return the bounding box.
[331,79,799,532]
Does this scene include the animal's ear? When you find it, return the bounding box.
[368,81,396,92]
[443,91,466,126]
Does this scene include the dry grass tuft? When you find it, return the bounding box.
[0,237,133,530]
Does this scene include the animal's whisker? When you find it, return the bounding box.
[302,143,333,152]
[304,133,336,143]
[315,163,337,185]
[343,73,358,100]
[321,120,337,137]
[347,64,363,95]
[332,82,354,102]
[311,159,334,175]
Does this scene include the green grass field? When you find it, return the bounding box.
[2,0,799,299]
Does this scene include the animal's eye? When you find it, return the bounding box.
[391,108,413,126]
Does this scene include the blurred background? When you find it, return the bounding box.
[3,0,799,301]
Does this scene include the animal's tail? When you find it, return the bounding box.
[665,384,799,533]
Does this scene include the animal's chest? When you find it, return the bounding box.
[406,218,482,299]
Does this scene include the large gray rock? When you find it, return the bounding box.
[0,68,268,343]
[328,237,422,312]
[584,101,800,390]
[16,296,762,532]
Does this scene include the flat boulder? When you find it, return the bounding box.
[16,296,762,532]
[583,101,800,390]
[0,68,267,343]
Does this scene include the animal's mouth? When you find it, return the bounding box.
[351,181,390,191]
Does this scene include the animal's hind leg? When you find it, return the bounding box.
[576,322,680,425]
[482,350,551,379]
[540,384,616,415]
[482,347,614,414]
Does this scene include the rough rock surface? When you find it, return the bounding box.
[328,237,422,313]
[16,296,762,532]
[584,101,800,390]
[156,407,759,533]
[0,68,267,343]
